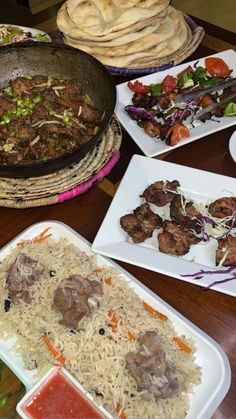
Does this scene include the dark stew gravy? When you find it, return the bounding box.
[0,75,102,165]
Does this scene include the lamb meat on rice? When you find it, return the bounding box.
[6,253,44,304]
[53,274,103,328]
[126,331,180,400]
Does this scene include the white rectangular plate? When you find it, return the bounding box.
[92,155,236,297]
[115,49,236,157]
[0,221,231,419]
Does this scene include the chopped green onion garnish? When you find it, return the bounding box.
[33,95,42,104]
[16,108,22,116]
[63,115,70,123]
[17,98,23,106]
[10,131,16,137]
[2,115,10,123]
[4,86,13,96]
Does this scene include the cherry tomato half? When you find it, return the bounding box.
[127,80,150,94]
[166,123,190,146]
[162,75,178,94]
[205,57,230,78]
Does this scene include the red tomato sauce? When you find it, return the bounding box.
[22,370,105,419]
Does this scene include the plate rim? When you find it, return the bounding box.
[229,130,236,162]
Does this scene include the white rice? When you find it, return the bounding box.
[0,237,201,418]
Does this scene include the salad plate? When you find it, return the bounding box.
[92,155,236,297]
[0,24,51,46]
[229,130,236,163]
[115,49,236,157]
[0,220,231,419]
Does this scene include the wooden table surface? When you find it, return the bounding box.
[0,17,236,419]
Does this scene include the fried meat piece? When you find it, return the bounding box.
[158,220,199,256]
[141,180,180,207]
[170,194,202,239]
[208,197,236,222]
[120,203,162,244]
[126,331,179,401]
[142,120,161,137]
[216,235,236,266]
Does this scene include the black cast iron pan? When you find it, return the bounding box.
[0,42,116,178]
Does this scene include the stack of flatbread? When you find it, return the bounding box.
[57,0,205,71]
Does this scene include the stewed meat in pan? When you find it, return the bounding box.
[126,331,179,400]
[6,253,44,303]
[53,274,103,328]
[0,75,102,165]
[120,203,162,243]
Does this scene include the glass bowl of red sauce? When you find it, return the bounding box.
[17,366,112,419]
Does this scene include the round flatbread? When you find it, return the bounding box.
[64,13,176,57]
[57,3,166,42]
[62,17,165,48]
[64,7,187,68]
[66,0,170,36]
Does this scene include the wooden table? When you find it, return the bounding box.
[0,20,236,419]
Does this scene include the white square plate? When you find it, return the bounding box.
[92,155,236,297]
[0,220,231,419]
[115,49,236,157]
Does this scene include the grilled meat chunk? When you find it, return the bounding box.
[53,275,103,328]
[126,331,179,400]
[208,197,236,224]
[6,253,44,303]
[141,180,180,207]
[170,194,202,238]
[120,203,162,243]
[216,235,236,266]
[142,120,161,137]
[158,220,199,256]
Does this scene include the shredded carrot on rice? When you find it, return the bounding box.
[43,336,65,365]
[104,276,112,285]
[92,268,104,274]
[116,404,127,419]
[127,330,136,342]
[173,336,192,354]
[17,227,52,247]
[143,301,168,321]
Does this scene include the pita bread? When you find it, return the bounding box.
[66,0,169,36]
[64,14,177,57]
[57,3,166,42]
[64,7,187,67]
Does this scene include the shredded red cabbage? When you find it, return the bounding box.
[181,265,236,290]
[125,105,157,123]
